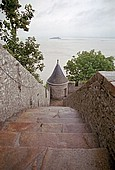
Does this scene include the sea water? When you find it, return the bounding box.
[38,37,115,84]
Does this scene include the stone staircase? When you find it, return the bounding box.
[0,107,111,170]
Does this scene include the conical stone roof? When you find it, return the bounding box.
[47,60,68,85]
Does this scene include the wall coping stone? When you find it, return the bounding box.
[99,71,115,82]
[82,71,115,97]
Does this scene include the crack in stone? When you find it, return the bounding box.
[53,111,60,118]
[14,132,21,147]
[40,147,49,170]
[26,148,48,170]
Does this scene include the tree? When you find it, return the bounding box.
[0,0,34,43]
[0,0,44,82]
[64,49,115,85]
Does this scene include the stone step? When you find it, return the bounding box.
[15,112,80,122]
[0,106,110,170]
[36,117,83,124]
[0,147,111,170]
[41,148,111,170]
[63,123,92,133]
[2,122,91,133]
[0,131,98,148]
[13,107,81,122]
[26,106,77,114]
[0,146,46,170]
[20,132,99,149]
[12,117,83,123]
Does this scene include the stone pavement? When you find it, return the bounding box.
[0,107,111,170]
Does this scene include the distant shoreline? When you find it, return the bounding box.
[50,37,61,40]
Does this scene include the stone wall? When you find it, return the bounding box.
[64,71,115,161]
[0,44,50,122]
[48,83,68,100]
[68,81,76,94]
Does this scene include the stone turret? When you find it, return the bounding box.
[47,60,68,99]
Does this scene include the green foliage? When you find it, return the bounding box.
[0,0,34,39]
[64,50,115,84]
[0,0,44,82]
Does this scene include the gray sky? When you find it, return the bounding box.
[19,0,115,38]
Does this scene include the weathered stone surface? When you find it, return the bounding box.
[36,117,83,124]
[15,116,83,123]
[63,123,92,133]
[64,71,115,161]
[42,148,111,170]
[20,132,99,148]
[3,122,63,133]
[0,44,50,122]
[0,132,19,146]
[2,122,37,132]
[0,146,46,170]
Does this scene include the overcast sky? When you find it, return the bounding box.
[19,0,115,38]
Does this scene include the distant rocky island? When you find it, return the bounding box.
[50,37,61,40]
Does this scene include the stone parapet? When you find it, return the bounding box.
[64,71,115,161]
[0,44,50,122]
